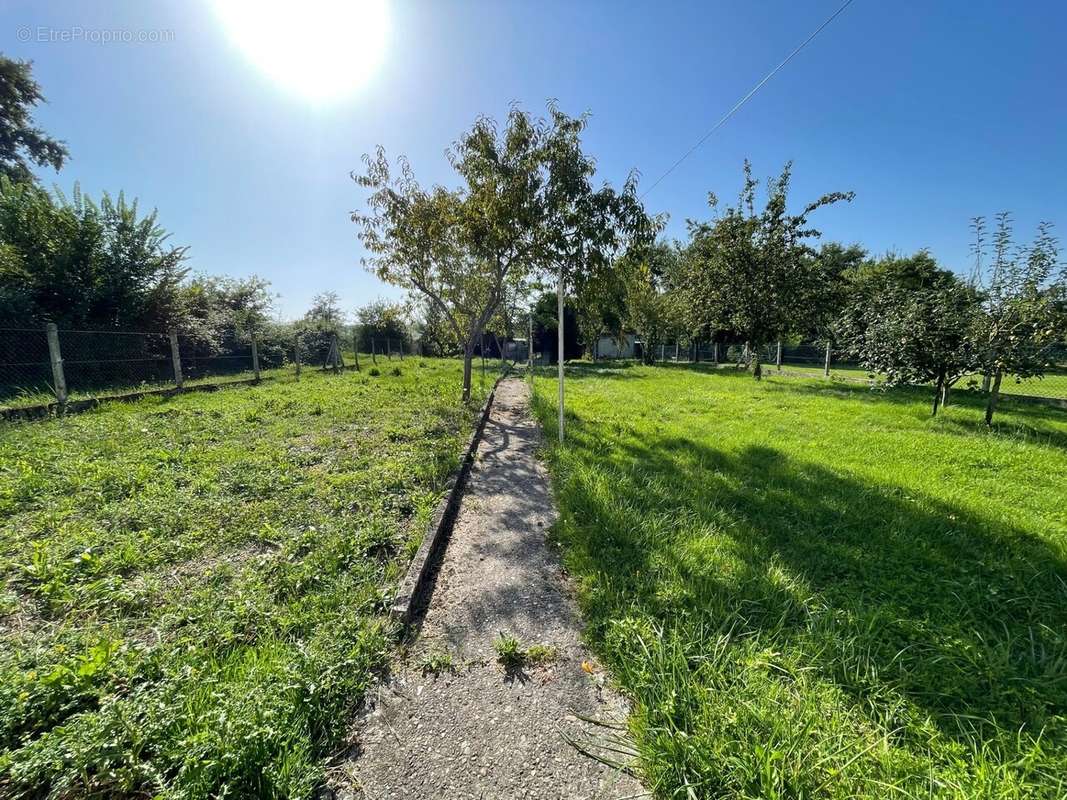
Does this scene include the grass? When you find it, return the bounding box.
[532,361,1067,799]
[0,359,487,798]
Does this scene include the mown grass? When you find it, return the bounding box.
[0,359,486,798]
[532,361,1067,799]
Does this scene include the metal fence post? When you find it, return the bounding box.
[169,330,184,389]
[713,341,719,364]
[294,335,302,379]
[45,323,68,409]
[251,335,261,381]
[776,340,783,371]
[528,312,534,372]
[675,342,679,361]
[352,331,360,371]
[824,340,831,377]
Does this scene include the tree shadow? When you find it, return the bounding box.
[554,421,1067,750]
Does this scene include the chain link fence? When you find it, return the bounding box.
[594,337,1067,404]
[0,325,408,414]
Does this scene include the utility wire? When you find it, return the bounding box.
[640,0,856,199]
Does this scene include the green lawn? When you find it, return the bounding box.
[0,360,486,798]
[532,362,1067,799]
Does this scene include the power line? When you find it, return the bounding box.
[640,0,857,199]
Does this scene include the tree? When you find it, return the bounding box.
[619,241,679,364]
[0,56,68,184]
[854,277,981,416]
[970,213,1066,424]
[805,242,867,342]
[304,291,345,330]
[353,104,648,401]
[531,291,581,363]
[355,299,409,352]
[0,179,188,329]
[679,161,854,378]
[835,250,959,351]
[178,274,275,346]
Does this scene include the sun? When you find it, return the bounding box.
[212,0,389,103]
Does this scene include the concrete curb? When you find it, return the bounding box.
[390,372,506,626]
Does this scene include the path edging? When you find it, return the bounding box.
[389,372,506,626]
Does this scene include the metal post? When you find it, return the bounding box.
[251,335,261,381]
[528,312,533,373]
[352,331,360,371]
[660,343,665,362]
[675,342,679,361]
[45,323,68,408]
[776,340,783,371]
[824,340,832,377]
[294,335,302,379]
[557,269,565,443]
[169,330,183,389]
[713,342,719,364]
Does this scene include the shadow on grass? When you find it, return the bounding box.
[550,414,1067,754]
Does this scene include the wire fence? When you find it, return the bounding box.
[586,338,1067,404]
[0,325,418,413]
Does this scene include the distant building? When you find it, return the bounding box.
[595,334,637,359]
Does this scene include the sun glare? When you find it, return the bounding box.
[212,0,389,103]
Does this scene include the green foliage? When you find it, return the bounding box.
[970,213,1067,423]
[493,631,525,669]
[355,299,409,352]
[0,361,486,797]
[618,241,683,364]
[352,103,649,400]
[533,363,1067,799]
[417,648,454,676]
[0,56,68,184]
[850,267,981,415]
[0,180,189,328]
[677,161,854,377]
[532,291,582,362]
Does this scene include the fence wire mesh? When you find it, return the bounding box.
[0,328,53,407]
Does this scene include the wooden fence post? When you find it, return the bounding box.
[824,340,832,377]
[294,336,302,379]
[251,335,261,381]
[776,340,783,371]
[352,331,360,371]
[713,342,719,364]
[169,330,184,389]
[45,323,68,409]
[331,333,341,373]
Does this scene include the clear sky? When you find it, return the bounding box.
[2,1,1065,319]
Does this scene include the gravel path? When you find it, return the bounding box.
[332,377,643,800]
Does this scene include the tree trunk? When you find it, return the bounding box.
[941,380,951,409]
[752,347,762,381]
[985,368,1003,426]
[462,343,474,402]
[931,373,945,416]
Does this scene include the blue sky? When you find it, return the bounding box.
[2,1,1065,319]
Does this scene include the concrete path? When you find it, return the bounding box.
[333,377,642,800]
